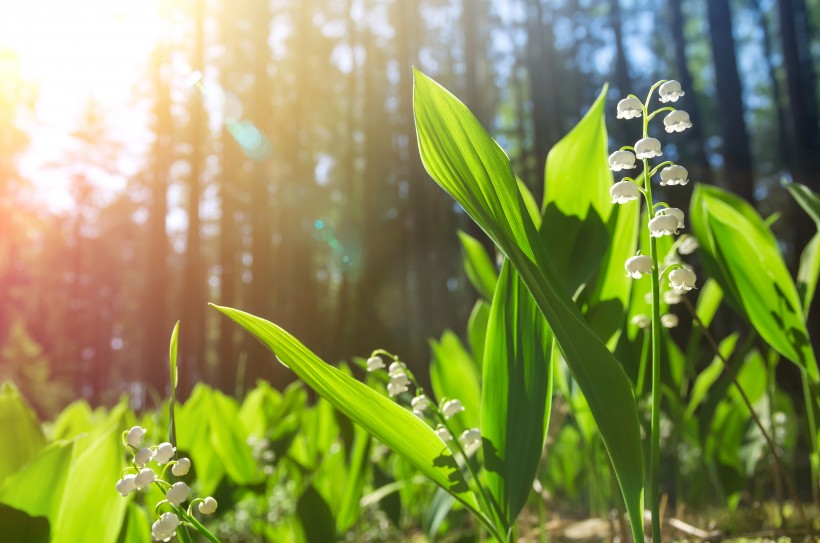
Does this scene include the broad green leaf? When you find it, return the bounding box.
[467,300,491,368]
[209,390,259,484]
[176,385,226,496]
[0,382,46,484]
[169,321,180,447]
[785,181,820,226]
[414,69,643,541]
[541,86,612,294]
[48,400,97,441]
[335,424,371,533]
[118,502,151,543]
[430,331,481,429]
[458,231,498,300]
[692,185,819,383]
[297,485,335,543]
[52,405,128,543]
[798,233,820,314]
[239,380,283,437]
[211,304,487,526]
[481,261,553,527]
[684,333,739,418]
[0,440,73,523]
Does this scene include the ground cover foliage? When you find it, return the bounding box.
[2,72,820,541]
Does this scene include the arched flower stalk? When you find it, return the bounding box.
[609,80,697,543]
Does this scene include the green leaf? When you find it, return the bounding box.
[458,231,498,300]
[169,321,180,448]
[798,233,820,314]
[691,185,819,383]
[335,424,371,533]
[481,261,553,527]
[684,333,739,419]
[210,304,488,527]
[414,69,644,542]
[430,331,482,429]
[0,382,46,484]
[0,440,73,523]
[467,300,491,368]
[297,485,335,543]
[540,86,612,294]
[785,181,820,226]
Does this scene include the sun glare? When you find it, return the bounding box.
[0,0,160,210]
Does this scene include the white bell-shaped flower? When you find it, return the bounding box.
[664,110,692,133]
[366,355,385,372]
[669,267,697,291]
[631,314,650,329]
[411,394,430,415]
[154,442,176,465]
[134,448,154,467]
[664,289,684,305]
[442,399,464,419]
[635,137,663,159]
[661,313,679,328]
[134,467,155,489]
[151,512,181,542]
[387,379,409,397]
[435,425,453,441]
[624,255,653,279]
[388,361,406,377]
[610,181,641,204]
[656,207,685,229]
[648,214,679,237]
[126,426,146,448]
[616,97,643,119]
[166,481,191,507]
[608,150,637,171]
[659,165,689,186]
[677,235,699,255]
[659,80,685,103]
[172,457,191,477]
[115,475,137,497]
[459,429,482,455]
[199,496,218,515]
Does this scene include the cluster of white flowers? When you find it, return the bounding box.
[610,80,700,330]
[116,426,218,542]
[366,352,482,461]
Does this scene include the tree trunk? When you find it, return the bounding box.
[705,0,756,203]
[179,0,208,397]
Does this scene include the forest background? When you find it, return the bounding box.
[0,0,818,417]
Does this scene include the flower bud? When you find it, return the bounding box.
[442,399,464,419]
[677,235,698,255]
[134,467,155,489]
[154,442,176,465]
[624,255,653,279]
[115,475,137,497]
[151,512,181,542]
[661,313,679,328]
[435,425,453,441]
[459,428,482,455]
[366,355,385,372]
[631,314,650,329]
[126,426,146,448]
[166,481,191,507]
[656,207,685,229]
[172,457,191,477]
[199,496,218,515]
[134,447,154,467]
[411,394,430,415]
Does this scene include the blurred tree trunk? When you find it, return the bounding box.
[667,0,711,213]
[779,0,820,191]
[245,0,278,390]
[610,0,632,98]
[144,40,173,401]
[705,0,756,203]
[525,0,562,204]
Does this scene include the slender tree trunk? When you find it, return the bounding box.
[754,0,790,169]
[705,0,756,203]
[180,0,207,396]
[610,0,632,98]
[144,41,173,402]
[667,0,712,211]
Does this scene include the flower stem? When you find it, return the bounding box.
[642,93,662,543]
